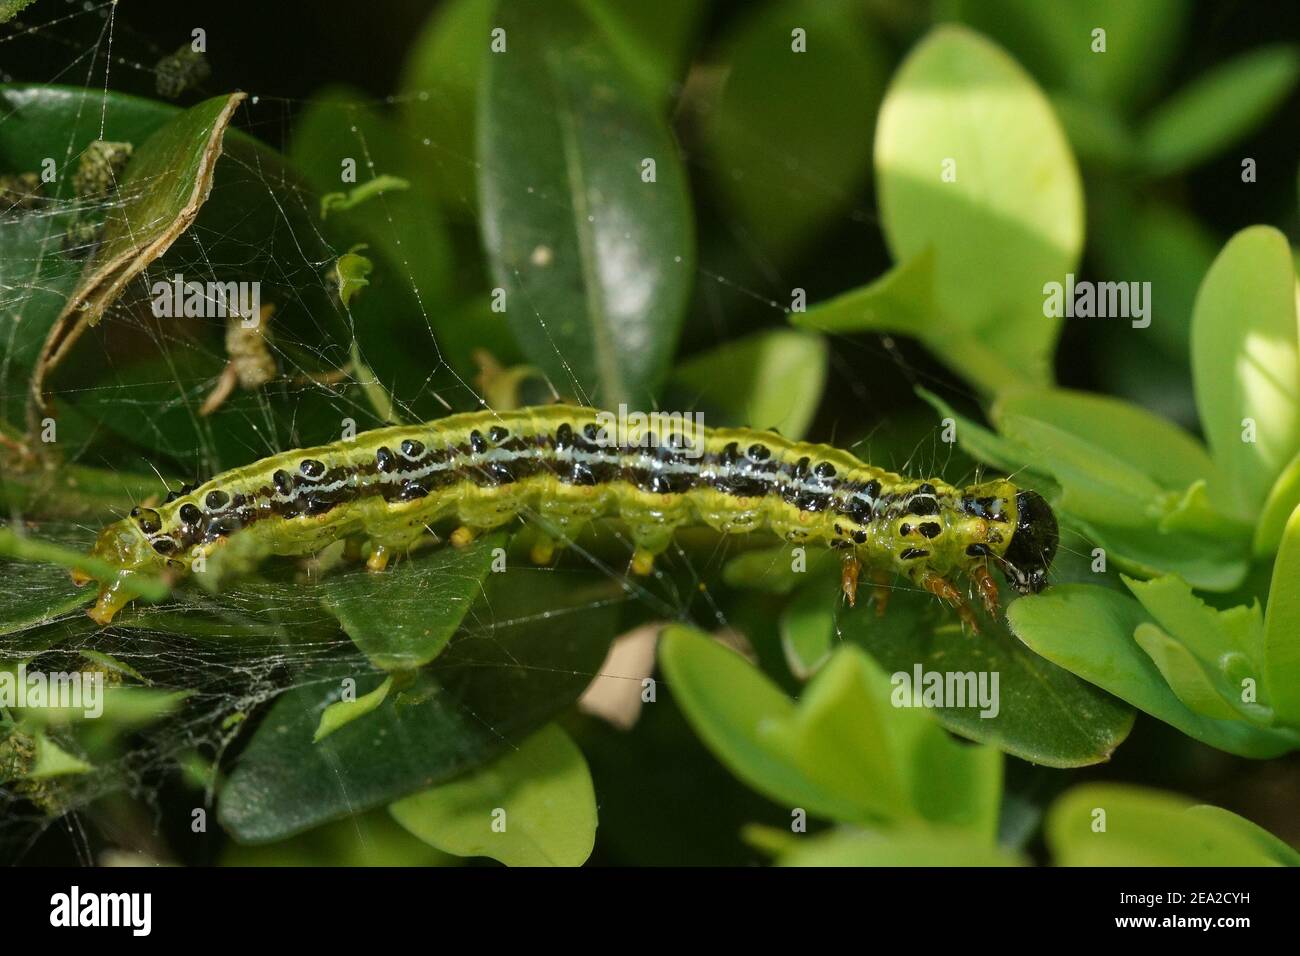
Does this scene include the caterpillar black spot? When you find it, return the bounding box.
[76,405,1058,627]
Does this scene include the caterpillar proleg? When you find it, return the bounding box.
[75,405,1059,628]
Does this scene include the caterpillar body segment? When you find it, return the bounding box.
[78,404,1059,626]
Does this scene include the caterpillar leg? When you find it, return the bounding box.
[530,533,557,565]
[366,544,393,572]
[919,571,980,634]
[630,547,657,576]
[840,554,860,607]
[970,564,1000,618]
[450,525,476,549]
[627,517,677,578]
[86,573,141,626]
[527,517,591,565]
[870,570,892,618]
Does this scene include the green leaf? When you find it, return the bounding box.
[777,825,1023,867]
[793,249,936,337]
[319,175,410,219]
[576,0,706,108]
[705,0,887,259]
[993,388,1222,499]
[399,0,495,213]
[1192,226,1300,517]
[28,731,92,779]
[0,87,252,436]
[1184,805,1300,866]
[217,569,621,843]
[313,676,394,743]
[1139,45,1300,175]
[1067,515,1250,593]
[659,624,850,818]
[1254,450,1300,555]
[333,245,373,308]
[1048,93,1135,168]
[1008,585,1298,757]
[1124,574,1263,678]
[779,583,835,679]
[14,686,189,729]
[946,0,1188,110]
[721,542,838,595]
[320,532,507,670]
[220,809,456,867]
[996,413,1164,526]
[57,92,246,329]
[389,723,596,867]
[835,582,1135,768]
[0,85,357,472]
[0,97,134,374]
[915,387,1047,481]
[874,25,1083,388]
[667,329,828,440]
[1046,784,1283,866]
[478,0,694,407]
[1133,624,1243,722]
[1263,505,1300,726]
[660,627,1003,835]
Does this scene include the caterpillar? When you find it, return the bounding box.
[74,404,1059,629]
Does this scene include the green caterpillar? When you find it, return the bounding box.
[76,404,1059,628]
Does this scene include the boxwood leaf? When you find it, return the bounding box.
[1139,45,1300,175]
[661,626,1003,836]
[666,329,827,440]
[777,825,1023,867]
[217,569,622,843]
[659,624,859,820]
[875,25,1082,387]
[1184,805,1300,866]
[1254,450,1300,555]
[320,532,507,670]
[1133,624,1244,722]
[1046,784,1284,866]
[313,676,394,742]
[1263,505,1300,726]
[945,0,1188,110]
[705,0,887,259]
[1008,585,1298,756]
[993,388,1223,499]
[833,582,1135,767]
[478,0,694,407]
[779,582,836,679]
[399,0,495,214]
[389,723,596,867]
[1192,225,1300,517]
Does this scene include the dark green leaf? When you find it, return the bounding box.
[1008,585,1298,756]
[217,568,622,843]
[478,0,694,407]
[320,532,507,670]
[832,581,1135,767]
[1139,45,1300,175]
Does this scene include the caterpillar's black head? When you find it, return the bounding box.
[1000,491,1057,595]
